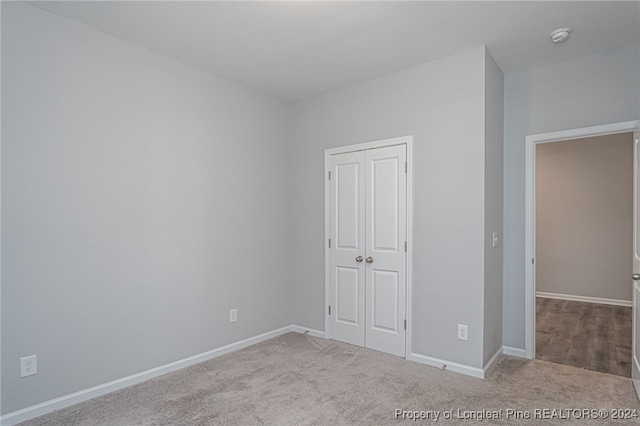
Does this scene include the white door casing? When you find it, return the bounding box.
[325,136,412,358]
[632,125,640,399]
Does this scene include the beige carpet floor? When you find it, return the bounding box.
[20,332,640,425]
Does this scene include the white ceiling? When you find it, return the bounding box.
[30,1,640,102]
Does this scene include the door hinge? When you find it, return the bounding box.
[404,162,407,173]
[404,319,407,330]
[328,171,331,180]
[328,306,331,315]
[404,241,407,252]
[328,238,331,248]
[532,258,535,264]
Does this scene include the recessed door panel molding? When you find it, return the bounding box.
[327,138,409,358]
[336,266,360,325]
[371,157,400,252]
[336,162,361,250]
[371,269,399,333]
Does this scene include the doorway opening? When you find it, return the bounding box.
[524,121,638,378]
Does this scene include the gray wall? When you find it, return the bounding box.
[536,133,633,302]
[290,47,490,368]
[7,0,637,415]
[483,51,504,365]
[2,3,290,414]
[503,45,640,350]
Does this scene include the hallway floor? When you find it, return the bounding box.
[536,297,632,377]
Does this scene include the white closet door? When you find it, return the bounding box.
[329,151,366,347]
[329,144,407,357]
[364,145,407,357]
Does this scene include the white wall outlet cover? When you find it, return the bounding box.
[20,355,37,377]
[457,324,468,341]
[229,309,238,323]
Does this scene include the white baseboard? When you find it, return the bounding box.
[483,347,503,376]
[409,347,514,379]
[502,346,526,358]
[290,325,326,339]
[536,291,632,307]
[409,352,485,379]
[0,325,310,426]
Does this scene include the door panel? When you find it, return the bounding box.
[371,269,399,332]
[336,266,360,325]
[365,145,407,357]
[371,157,400,251]
[633,127,640,399]
[336,162,360,249]
[330,152,365,347]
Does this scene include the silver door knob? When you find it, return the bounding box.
[355,256,363,263]
[633,274,640,281]
[366,257,374,263]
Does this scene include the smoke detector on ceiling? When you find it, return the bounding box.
[550,27,572,44]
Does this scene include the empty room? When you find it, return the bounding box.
[2,1,640,425]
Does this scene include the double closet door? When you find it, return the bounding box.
[329,144,407,357]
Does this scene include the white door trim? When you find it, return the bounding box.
[524,120,638,359]
[324,135,413,358]
[632,125,640,401]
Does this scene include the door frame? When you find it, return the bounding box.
[524,120,639,359]
[324,135,413,357]
[633,125,640,400]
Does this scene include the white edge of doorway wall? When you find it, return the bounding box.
[324,135,413,358]
[524,120,639,360]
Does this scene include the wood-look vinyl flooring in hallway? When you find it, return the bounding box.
[536,297,632,377]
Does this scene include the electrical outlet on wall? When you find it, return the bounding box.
[229,309,237,323]
[457,324,468,341]
[20,355,37,378]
